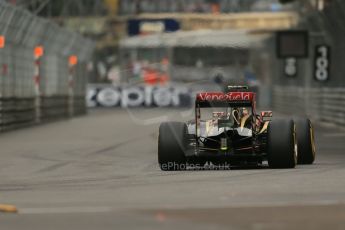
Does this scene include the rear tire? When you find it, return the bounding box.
[295,118,316,164]
[267,119,297,169]
[158,122,187,171]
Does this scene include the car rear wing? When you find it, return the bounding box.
[195,92,255,107]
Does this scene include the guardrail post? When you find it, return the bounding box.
[68,55,78,117]
[33,46,43,124]
[0,36,5,132]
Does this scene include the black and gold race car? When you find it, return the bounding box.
[158,86,316,171]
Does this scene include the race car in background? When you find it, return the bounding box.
[158,86,316,171]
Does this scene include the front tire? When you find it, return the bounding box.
[267,119,297,169]
[295,118,316,164]
[158,122,188,171]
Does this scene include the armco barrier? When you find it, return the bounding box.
[273,86,345,126]
[0,2,94,132]
[261,1,345,127]
[0,98,35,132]
[40,96,68,122]
[74,96,87,116]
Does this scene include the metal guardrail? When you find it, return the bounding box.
[0,2,94,132]
[273,86,345,126]
[263,1,345,127]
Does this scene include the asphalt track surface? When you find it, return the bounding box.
[0,108,345,230]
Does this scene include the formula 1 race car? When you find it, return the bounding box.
[158,86,316,171]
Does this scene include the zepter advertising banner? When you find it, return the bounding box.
[87,84,193,108]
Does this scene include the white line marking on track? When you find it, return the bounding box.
[18,200,345,215]
[19,206,113,214]
[322,133,345,137]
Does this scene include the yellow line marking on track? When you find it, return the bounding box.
[0,204,18,213]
